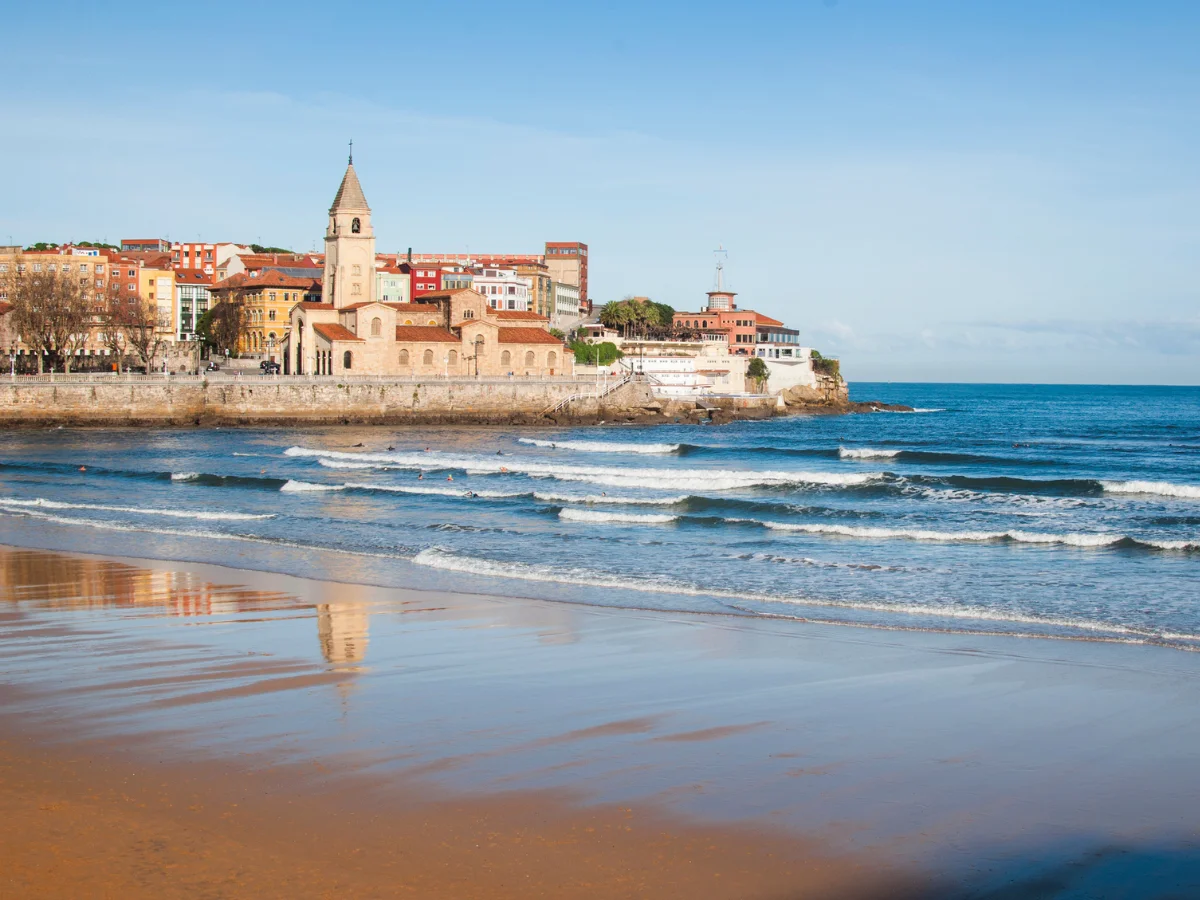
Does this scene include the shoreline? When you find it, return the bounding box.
[4,544,1200,896]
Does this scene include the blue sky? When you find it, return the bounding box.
[3,0,1199,383]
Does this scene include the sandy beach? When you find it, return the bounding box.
[3,544,1200,898]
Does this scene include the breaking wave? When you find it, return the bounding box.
[280,480,345,493]
[1101,480,1200,500]
[518,438,682,454]
[558,508,679,525]
[838,447,900,460]
[285,446,879,492]
[171,472,199,481]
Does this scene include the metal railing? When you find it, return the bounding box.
[545,374,633,414]
[4,372,604,387]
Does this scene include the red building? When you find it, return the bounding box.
[672,286,783,357]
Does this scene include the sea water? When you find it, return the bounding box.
[1,383,1198,648]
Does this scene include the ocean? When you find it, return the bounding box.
[2,382,1198,649]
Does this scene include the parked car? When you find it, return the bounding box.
[262,361,281,375]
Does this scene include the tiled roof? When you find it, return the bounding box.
[211,270,321,291]
[395,325,459,342]
[174,268,215,283]
[0,302,12,316]
[339,301,385,310]
[497,327,563,345]
[330,163,370,212]
[385,302,440,313]
[312,322,363,342]
[755,313,784,326]
[297,301,334,310]
[494,310,548,321]
[414,289,477,300]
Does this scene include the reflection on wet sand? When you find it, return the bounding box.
[0,547,370,667]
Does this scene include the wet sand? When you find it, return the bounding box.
[4,546,1200,897]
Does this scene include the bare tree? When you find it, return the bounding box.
[97,295,128,372]
[4,256,94,373]
[122,295,168,373]
[206,288,246,358]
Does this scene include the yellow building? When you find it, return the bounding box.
[138,265,177,338]
[209,270,323,358]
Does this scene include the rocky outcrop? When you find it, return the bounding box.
[780,376,912,414]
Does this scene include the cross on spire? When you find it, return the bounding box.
[348,139,353,165]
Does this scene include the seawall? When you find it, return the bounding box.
[0,376,678,427]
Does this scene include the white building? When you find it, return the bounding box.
[551,280,581,327]
[375,266,411,303]
[606,338,747,397]
[473,267,530,311]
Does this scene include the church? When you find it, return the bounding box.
[284,157,567,377]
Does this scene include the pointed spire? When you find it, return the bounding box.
[330,158,369,213]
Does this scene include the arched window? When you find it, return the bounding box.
[525,350,535,366]
[427,318,437,325]
[351,217,361,234]
[399,349,409,365]
[501,350,511,366]
[463,309,474,319]
[423,349,434,365]
[448,349,458,367]
[370,316,381,337]
[404,319,413,325]
[343,350,352,370]
[547,351,557,369]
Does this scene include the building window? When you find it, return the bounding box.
[269,309,276,321]
[351,283,361,295]
[352,265,361,276]
[525,350,535,366]
[501,350,511,367]
[343,350,352,369]
[399,349,409,365]
[423,349,434,365]
[448,349,458,367]
[370,316,381,336]
[547,351,557,369]
[463,309,474,319]
[351,218,361,233]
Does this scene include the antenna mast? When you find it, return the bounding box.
[713,245,728,291]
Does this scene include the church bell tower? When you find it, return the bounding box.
[323,144,375,309]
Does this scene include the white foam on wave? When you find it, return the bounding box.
[280,480,345,493]
[0,497,274,521]
[410,548,1158,639]
[286,446,877,492]
[1101,480,1200,501]
[533,491,687,506]
[839,447,900,460]
[518,438,681,454]
[171,472,199,481]
[558,508,678,525]
[344,482,526,499]
[762,521,1124,548]
[1143,538,1200,551]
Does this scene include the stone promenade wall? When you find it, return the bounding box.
[0,378,640,426]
